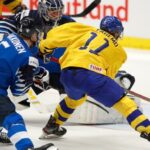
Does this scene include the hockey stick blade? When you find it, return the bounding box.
[35,143,58,150]
[128,90,150,102]
[27,88,49,113]
[69,0,101,17]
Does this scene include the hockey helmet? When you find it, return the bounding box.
[38,0,64,22]
[100,16,124,40]
[18,16,40,38]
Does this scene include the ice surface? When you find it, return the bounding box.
[2,106,150,150]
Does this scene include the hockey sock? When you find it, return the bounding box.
[3,112,34,150]
[54,96,87,125]
[113,96,150,134]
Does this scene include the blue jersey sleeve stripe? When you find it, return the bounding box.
[0,20,16,29]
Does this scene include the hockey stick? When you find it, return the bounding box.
[128,90,150,102]
[27,88,49,113]
[86,99,109,113]
[69,0,101,17]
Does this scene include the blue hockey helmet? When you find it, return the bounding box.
[100,16,124,40]
[38,0,64,22]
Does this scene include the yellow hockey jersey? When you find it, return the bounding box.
[39,22,127,79]
[0,0,22,14]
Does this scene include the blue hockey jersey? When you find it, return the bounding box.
[0,33,39,96]
[0,10,75,93]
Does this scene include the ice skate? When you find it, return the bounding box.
[39,115,67,139]
[140,132,150,141]
[29,143,58,150]
[0,132,11,144]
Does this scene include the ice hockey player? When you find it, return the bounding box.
[0,16,58,150]
[66,70,140,125]
[0,0,27,40]
[0,0,27,18]
[38,16,150,142]
[0,0,74,145]
[0,0,75,92]
[0,0,74,40]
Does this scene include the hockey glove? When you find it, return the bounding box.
[115,70,135,90]
[11,66,34,96]
[33,67,51,91]
[11,57,39,96]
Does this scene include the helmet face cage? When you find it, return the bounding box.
[38,0,64,22]
[100,16,124,40]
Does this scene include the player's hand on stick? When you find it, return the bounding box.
[33,67,51,91]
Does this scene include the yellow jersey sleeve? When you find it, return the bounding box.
[3,0,22,13]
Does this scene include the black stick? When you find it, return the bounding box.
[69,0,101,17]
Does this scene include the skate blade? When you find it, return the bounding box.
[47,146,59,150]
[39,132,60,139]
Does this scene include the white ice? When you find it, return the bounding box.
[1,48,150,150]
